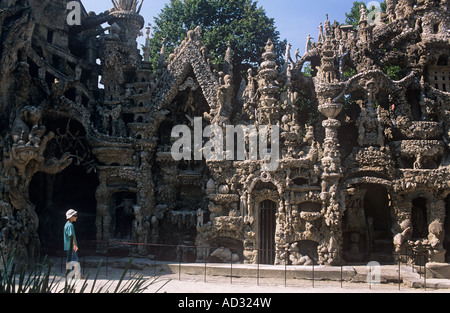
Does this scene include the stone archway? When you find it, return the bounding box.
[30,165,99,256]
[28,117,98,256]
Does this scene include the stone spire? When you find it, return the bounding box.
[142,24,151,61]
[223,41,233,77]
[111,0,144,13]
[256,39,280,125]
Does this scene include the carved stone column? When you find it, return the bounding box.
[95,171,111,253]
[318,101,344,265]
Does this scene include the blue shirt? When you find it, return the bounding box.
[64,221,77,251]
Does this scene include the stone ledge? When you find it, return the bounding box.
[426,262,450,279]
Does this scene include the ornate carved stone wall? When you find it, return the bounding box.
[0,0,448,266]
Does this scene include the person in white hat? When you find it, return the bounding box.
[64,209,79,266]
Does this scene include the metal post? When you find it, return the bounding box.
[230,255,233,285]
[405,247,408,269]
[284,251,287,287]
[419,252,422,278]
[179,246,181,281]
[205,246,208,283]
[154,245,157,277]
[340,265,343,288]
[423,252,427,291]
[204,259,207,283]
[106,241,109,277]
[257,249,260,286]
[312,264,315,288]
[398,254,401,291]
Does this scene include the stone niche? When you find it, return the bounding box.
[391,139,445,169]
[427,56,450,92]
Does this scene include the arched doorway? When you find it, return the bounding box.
[29,117,98,256]
[30,165,99,256]
[363,184,393,259]
[258,200,277,265]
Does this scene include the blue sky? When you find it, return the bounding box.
[82,0,366,55]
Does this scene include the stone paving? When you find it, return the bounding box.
[50,256,450,293]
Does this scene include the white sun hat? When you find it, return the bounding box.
[66,209,78,219]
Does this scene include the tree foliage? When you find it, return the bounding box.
[148,0,286,75]
[345,1,387,27]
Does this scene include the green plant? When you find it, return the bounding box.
[0,248,169,293]
[148,0,286,74]
[382,65,403,81]
[1,249,56,293]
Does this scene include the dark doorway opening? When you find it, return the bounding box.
[363,184,393,260]
[110,192,136,240]
[412,197,428,239]
[30,165,99,257]
[30,117,98,257]
[259,200,277,265]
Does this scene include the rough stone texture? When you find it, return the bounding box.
[426,262,450,278]
[0,0,449,267]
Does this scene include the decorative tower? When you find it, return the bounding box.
[314,15,345,264]
[256,39,280,125]
[100,0,145,107]
[317,38,338,84]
